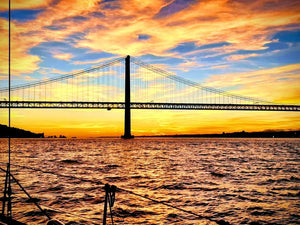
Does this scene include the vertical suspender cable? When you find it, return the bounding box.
[8,0,11,174]
[5,0,13,218]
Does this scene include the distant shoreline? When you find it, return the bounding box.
[1,124,299,138]
[0,124,44,138]
[137,130,300,138]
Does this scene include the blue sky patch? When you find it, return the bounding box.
[59,15,89,23]
[154,0,197,19]
[0,9,45,22]
[264,41,290,51]
[64,32,86,44]
[72,52,117,64]
[100,0,121,10]
[169,42,198,53]
[169,42,231,54]
[272,29,300,43]
[101,0,118,3]
[138,34,151,40]
[0,10,8,20]
[90,11,105,18]
[44,25,66,31]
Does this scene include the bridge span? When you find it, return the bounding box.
[1,56,300,138]
[1,101,299,111]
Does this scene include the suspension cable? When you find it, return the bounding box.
[131,57,271,104]
[0,57,124,93]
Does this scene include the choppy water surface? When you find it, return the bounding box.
[0,138,299,224]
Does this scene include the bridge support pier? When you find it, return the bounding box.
[121,55,134,139]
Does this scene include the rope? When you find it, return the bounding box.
[0,162,230,224]
[116,186,228,224]
[0,165,103,223]
[2,0,13,219]
[40,205,101,224]
[0,162,104,186]
[0,166,51,220]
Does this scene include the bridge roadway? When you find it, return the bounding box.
[0,101,299,111]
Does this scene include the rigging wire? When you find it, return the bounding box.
[3,0,13,219]
[1,0,13,219]
[1,164,100,223]
[8,0,11,169]
[0,162,229,224]
[0,167,51,220]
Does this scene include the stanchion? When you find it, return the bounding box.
[103,183,116,225]
[1,163,12,219]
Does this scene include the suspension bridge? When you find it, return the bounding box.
[0,55,299,138]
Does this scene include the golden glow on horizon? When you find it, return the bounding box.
[1,109,299,137]
[0,0,299,137]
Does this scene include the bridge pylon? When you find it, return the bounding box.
[121,55,134,139]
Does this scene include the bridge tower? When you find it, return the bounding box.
[121,55,134,139]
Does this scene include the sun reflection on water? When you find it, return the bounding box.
[0,138,299,224]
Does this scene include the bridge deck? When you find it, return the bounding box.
[0,101,299,111]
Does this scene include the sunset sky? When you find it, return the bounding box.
[0,0,299,137]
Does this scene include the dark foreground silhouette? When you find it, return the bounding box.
[0,124,44,138]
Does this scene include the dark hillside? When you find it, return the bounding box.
[0,124,44,138]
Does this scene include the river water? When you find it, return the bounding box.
[0,138,299,225]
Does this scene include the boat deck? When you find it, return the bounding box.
[0,215,26,225]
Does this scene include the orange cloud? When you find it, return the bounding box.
[0,0,51,11]
[177,60,203,72]
[226,53,260,61]
[53,53,73,61]
[206,63,300,103]
[73,56,121,65]
[75,0,300,57]
[0,19,41,76]
[1,0,299,78]
[210,65,229,69]
[0,0,101,77]
[24,75,38,81]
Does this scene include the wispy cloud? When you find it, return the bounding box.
[206,63,300,103]
[0,0,52,11]
[76,0,300,57]
[53,53,73,61]
[1,0,299,76]
[0,19,41,76]
[210,65,229,69]
[226,53,260,61]
[177,60,203,72]
[72,56,120,65]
